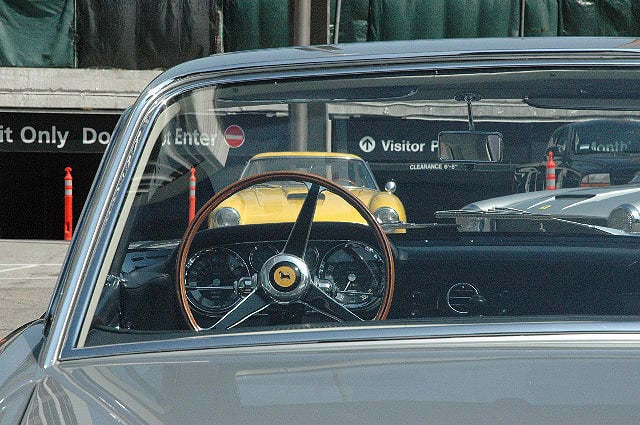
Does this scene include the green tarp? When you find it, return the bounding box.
[0,0,75,67]
[367,0,640,41]
[1,0,640,68]
[559,0,640,36]
[221,0,640,51]
[222,0,289,52]
[524,0,558,36]
[331,0,369,43]
[77,0,217,69]
[368,0,521,40]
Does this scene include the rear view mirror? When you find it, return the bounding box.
[438,131,503,162]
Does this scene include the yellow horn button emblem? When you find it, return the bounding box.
[273,265,297,288]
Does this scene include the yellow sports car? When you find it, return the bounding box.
[209,152,406,229]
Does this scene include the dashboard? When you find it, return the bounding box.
[103,225,640,333]
[391,234,640,319]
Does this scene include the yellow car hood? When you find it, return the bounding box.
[214,184,378,225]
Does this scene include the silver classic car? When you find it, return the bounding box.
[5,38,640,423]
[437,183,640,233]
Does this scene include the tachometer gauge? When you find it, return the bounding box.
[318,241,385,310]
[185,247,249,316]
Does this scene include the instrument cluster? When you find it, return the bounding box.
[184,239,386,318]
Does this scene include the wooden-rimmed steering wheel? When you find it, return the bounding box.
[176,171,395,331]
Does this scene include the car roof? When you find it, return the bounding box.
[250,151,363,160]
[150,37,640,85]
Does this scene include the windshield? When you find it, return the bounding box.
[241,156,379,189]
[565,120,640,155]
[76,62,640,350]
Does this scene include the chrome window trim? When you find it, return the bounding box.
[44,76,185,366]
[62,320,640,361]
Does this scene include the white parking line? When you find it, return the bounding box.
[0,265,42,273]
[0,277,58,280]
[0,262,63,288]
[0,263,61,272]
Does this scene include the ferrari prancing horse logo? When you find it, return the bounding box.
[273,264,297,288]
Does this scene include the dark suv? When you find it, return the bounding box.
[514,119,640,192]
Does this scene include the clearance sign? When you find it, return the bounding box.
[0,112,120,153]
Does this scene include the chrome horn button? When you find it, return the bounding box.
[260,254,311,303]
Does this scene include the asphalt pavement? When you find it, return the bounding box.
[0,239,69,337]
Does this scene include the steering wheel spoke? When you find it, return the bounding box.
[211,288,271,330]
[282,182,320,258]
[302,284,364,322]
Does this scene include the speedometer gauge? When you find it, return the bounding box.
[318,241,385,311]
[185,247,249,316]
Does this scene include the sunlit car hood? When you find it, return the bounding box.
[219,184,380,224]
[466,184,640,218]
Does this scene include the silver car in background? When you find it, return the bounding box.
[437,183,640,233]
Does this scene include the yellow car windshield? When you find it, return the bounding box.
[241,156,379,189]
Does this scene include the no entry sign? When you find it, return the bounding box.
[224,125,245,148]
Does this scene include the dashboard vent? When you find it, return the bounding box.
[446,282,479,314]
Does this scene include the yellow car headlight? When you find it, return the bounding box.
[212,207,240,227]
[374,207,400,224]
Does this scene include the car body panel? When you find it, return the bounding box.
[0,322,45,424]
[9,332,640,424]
